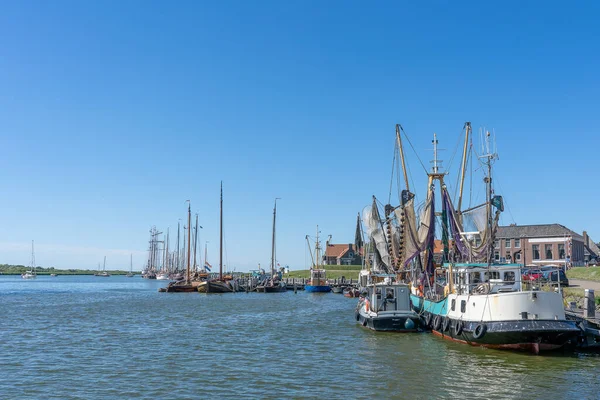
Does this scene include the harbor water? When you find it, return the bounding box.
[1,275,599,399]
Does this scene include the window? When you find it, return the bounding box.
[504,271,515,284]
[532,244,540,260]
[451,299,456,311]
[514,239,521,248]
[475,238,482,247]
[494,251,500,261]
[558,244,565,259]
[505,239,511,248]
[516,252,521,261]
[460,300,466,313]
[494,239,499,248]
[485,271,500,280]
[545,244,553,260]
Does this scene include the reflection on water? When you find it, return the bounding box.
[1,275,599,399]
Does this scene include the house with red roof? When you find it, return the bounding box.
[323,243,362,266]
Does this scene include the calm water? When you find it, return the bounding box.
[1,275,599,399]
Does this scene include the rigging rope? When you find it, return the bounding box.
[400,127,429,175]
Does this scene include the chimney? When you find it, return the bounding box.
[584,231,589,248]
[349,244,353,252]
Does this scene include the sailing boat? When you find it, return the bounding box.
[126,254,135,277]
[305,226,331,293]
[369,123,579,352]
[95,256,111,277]
[198,182,233,293]
[255,198,286,293]
[21,240,37,279]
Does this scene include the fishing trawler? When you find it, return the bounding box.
[355,274,421,332]
[304,226,331,293]
[362,123,579,353]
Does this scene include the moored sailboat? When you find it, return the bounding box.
[255,198,286,293]
[21,240,37,279]
[198,182,233,293]
[126,254,135,277]
[95,256,110,277]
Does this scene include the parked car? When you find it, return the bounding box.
[540,266,569,287]
[522,268,543,281]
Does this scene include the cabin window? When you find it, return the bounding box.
[532,245,540,260]
[505,239,511,248]
[460,300,466,313]
[558,244,565,259]
[485,271,500,280]
[504,271,515,284]
[545,244,553,260]
[470,272,481,284]
[385,288,394,299]
[451,299,456,311]
[514,239,521,248]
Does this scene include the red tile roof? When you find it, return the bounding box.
[325,244,351,259]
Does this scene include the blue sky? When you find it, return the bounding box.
[0,1,598,270]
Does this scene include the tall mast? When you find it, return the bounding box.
[130,253,132,273]
[186,201,191,283]
[204,242,208,272]
[31,240,35,273]
[193,213,199,272]
[271,198,280,277]
[457,122,471,213]
[219,181,223,281]
[103,255,106,272]
[315,225,320,269]
[176,221,180,271]
[395,124,410,192]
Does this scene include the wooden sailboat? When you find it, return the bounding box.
[198,182,233,293]
[21,240,37,279]
[126,254,135,277]
[256,198,286,293]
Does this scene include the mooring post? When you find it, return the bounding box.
[294,283,297,294]
[584,289,596,319]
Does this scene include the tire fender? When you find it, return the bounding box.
[454,320,464,336]
[473,323,487,339]
[442,317,450,332]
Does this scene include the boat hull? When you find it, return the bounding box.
[305,285,331,293]
[411,294,581,353]
[197,280,233,293]
[356,310,421,332]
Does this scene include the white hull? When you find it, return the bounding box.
[21,273,36,279]
[156,273,170,280]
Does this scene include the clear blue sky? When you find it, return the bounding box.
[1,1,598,270]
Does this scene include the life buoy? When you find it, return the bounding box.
[473,323,487,339]
[425,313,432,327]
[454,320,464,336]
[433,315,441,331]
[442,317,450,332]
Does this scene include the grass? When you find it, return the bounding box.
[285,269,360,279]
[566,266,600,282]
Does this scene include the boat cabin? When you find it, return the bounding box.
[365,283,412,313]
[310,269,327,286]
[439,263,523,296]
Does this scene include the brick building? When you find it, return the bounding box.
[323,244,362,266]
[495,224,598,267]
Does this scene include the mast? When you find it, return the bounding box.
[176,221,180,271]
[457,122,471,213]
[219,182,223,281]
[186,200,191,284]
[193,213,199,272]
[395,124,410,192]
[271,197,280,278]
[315,225,320,269]
[103,256,106,272]
[130,254,133,273]
[31,240,36,274]
[204,242,208,272]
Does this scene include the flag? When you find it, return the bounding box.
[204,261,212,272]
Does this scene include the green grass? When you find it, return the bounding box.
[286,269,360,279]
[566,266,600,282]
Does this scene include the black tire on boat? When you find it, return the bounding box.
[442,317,450,332]
[355,312,360,322]
[473,323,487,339]
[433,315,441,331]
[425,313,432,328]
[454,320,464,336]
